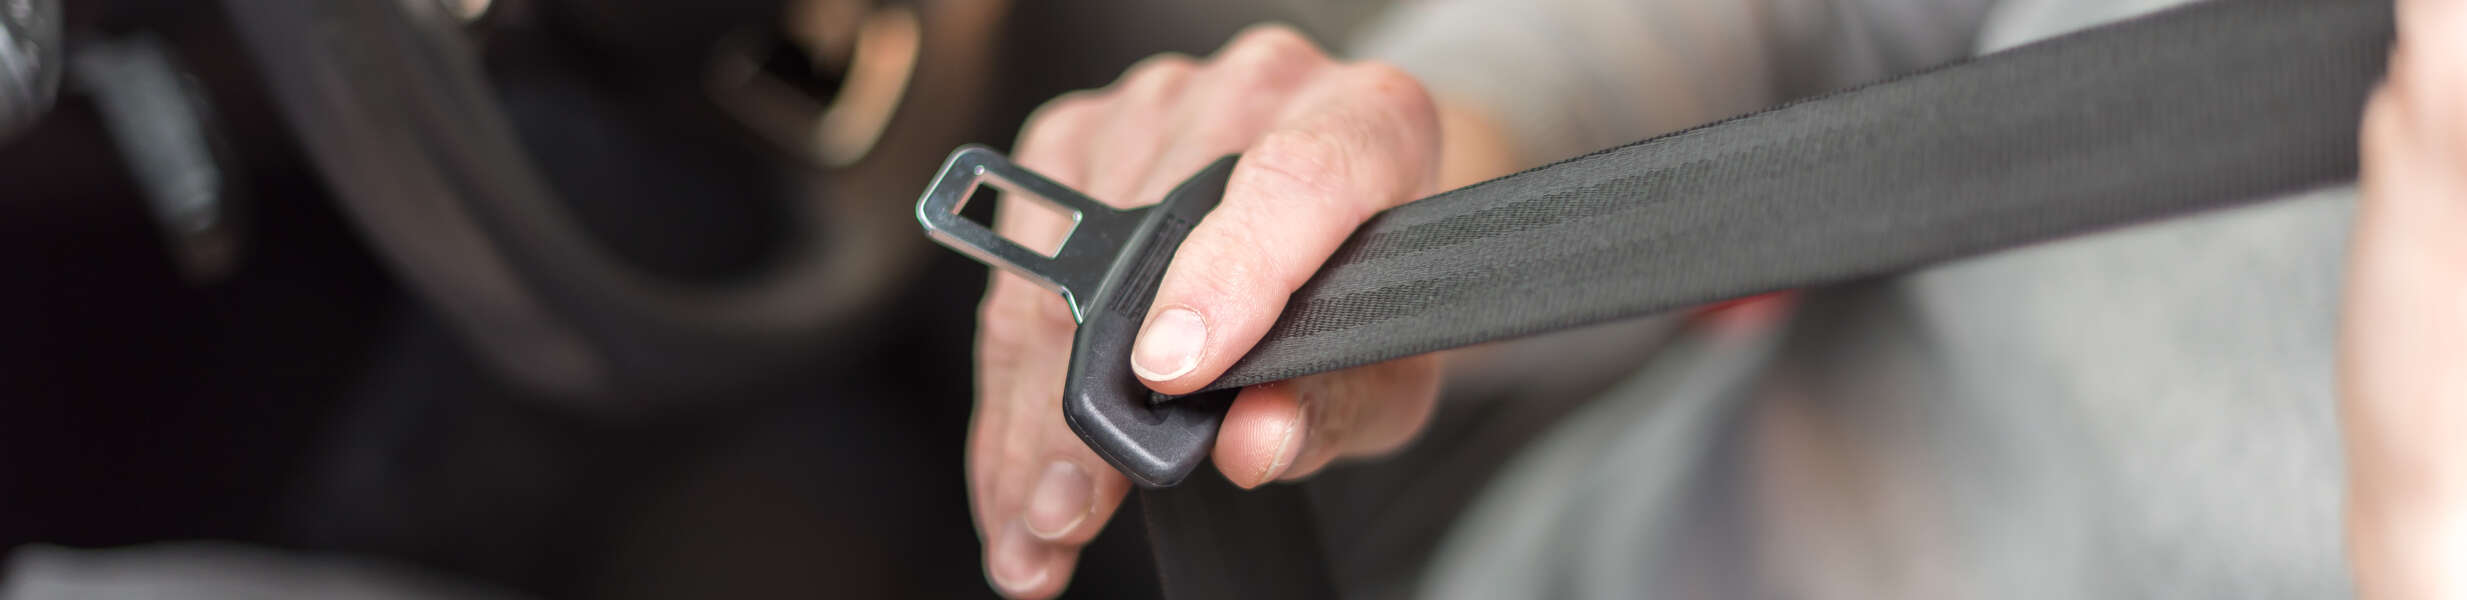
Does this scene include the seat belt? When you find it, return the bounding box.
[916,0,2389,597]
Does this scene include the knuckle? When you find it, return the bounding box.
[1214,24,1326,75]
[1344,61,1435,112]
[1329,63,1438,146]
[1025,91,1099,130]
[1177,120,1272,160]
[1114,54,1197,107]
[1228,23,1316,55]
[1017,92,1100,151]
[1188,238,1267,297]
[1241,126,1356,212]
[1159,227,1270,314]
[1337,62,1440,189]
[1123,53,1199,84]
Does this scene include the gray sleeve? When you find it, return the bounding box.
[1351,0,1997,165]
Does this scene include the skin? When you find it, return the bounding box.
[971,6,2467,597]
[966,25,1518,599]
[2344,0,2467,597]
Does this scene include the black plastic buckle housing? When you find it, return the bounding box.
[916,145,1240,487]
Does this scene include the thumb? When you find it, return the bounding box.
[1129,63,1439,394]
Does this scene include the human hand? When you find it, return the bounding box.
[966,25,1447,599]
[2342,0,2467,597]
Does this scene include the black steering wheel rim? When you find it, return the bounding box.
[224,0,1002,413]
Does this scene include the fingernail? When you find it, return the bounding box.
[1132,307,1206,381]
[1024,461,1093,539]
[1253,410,1305,487]
[986,522,1051,596]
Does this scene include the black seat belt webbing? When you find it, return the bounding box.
[1140,469,1339,599]
[1211,0,2389,391]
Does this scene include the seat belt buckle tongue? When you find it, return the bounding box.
[916,145,1242,488]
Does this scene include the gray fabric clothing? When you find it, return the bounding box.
[1419,189,2354,599]
[3,543,529,600]
[1354,0,1996,165]
[1349,0,2357,597]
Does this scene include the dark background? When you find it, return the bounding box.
[0,0,1385,597]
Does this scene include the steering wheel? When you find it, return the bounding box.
[220,0,1004,414]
